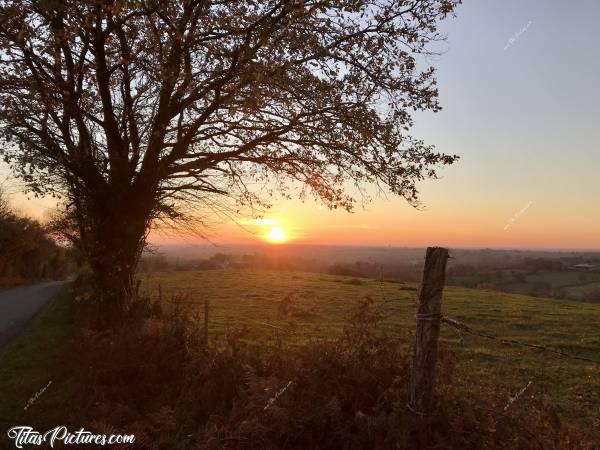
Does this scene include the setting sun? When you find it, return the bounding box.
[265,226,288,243]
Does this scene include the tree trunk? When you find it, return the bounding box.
[84,188,152,323]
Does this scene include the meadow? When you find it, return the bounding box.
[138,269,600,429]
[497,269,600,300]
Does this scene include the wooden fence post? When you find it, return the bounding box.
[410,247,449,414]
[203,300,209,349]
[135,279,142,299]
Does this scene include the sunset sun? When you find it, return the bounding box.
[264,226,288,244]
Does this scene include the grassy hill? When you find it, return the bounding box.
[138,269,600,428]
[492,269,600,300]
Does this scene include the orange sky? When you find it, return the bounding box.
[144,174,600,249]
[3,154,600,250]
[3,153,599,252]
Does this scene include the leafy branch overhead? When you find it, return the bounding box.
[0,0,459,217]
[0,0,460,311]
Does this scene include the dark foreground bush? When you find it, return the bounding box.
[75,296,594,449]
[0,189,73,286]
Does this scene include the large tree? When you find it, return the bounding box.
[0,0,459,314]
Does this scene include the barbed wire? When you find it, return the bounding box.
[147,283,600,365]
[441,315,600,365]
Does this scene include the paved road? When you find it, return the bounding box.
[0,281,66,349]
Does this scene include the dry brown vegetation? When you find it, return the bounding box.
[69,277,596,450]
[0,189,72,287]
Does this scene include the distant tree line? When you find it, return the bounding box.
[138,251,424,283]
[137,249,600,303]
[0,189,73,286]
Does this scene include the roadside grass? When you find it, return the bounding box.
[139,269,600,429]
[0,285,18,293]
[0,286,82,448]
[0,277,25,292]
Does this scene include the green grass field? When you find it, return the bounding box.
[139,269,600,428]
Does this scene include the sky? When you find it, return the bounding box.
[2,0,599,250]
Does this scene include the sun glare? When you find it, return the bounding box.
[265,226,288,243]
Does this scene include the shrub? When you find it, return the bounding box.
[0,189,73,286]
[74,295,594,449]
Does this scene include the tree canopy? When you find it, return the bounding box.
[0,0,460,311]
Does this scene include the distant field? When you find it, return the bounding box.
[565,281,600,299]
[138,269,600,427]
[495,269,600,298]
